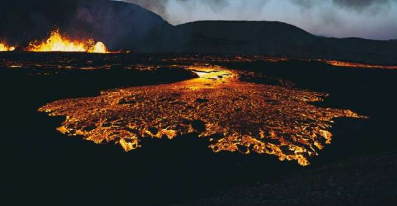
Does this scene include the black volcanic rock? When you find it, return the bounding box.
[171,152,397,206]
[1,0,397,64]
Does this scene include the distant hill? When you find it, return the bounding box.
[172,21,397,65]
[1,0,396,64]
[173,21,317,54]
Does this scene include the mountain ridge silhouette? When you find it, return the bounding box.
[1,0,396,64]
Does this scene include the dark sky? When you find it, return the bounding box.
[121,0,397,40]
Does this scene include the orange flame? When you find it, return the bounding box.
[28,29,108,53]
[0,42,15,51]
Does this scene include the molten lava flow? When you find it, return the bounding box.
[39,64,366,166]
[0,43,15,51]
[28,29,108,53]
[326,60,397,70]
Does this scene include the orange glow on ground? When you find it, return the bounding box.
[326,60,397,70]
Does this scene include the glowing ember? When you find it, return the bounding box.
[0,43,15,51]
[28,29,108,53]
[39,65,366,166]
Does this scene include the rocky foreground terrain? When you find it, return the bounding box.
[172,151,397,206]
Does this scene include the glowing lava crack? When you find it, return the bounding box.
[39,65,366,166]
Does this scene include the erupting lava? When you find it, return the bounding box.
[28,29,108,53]
[0,43,15,52]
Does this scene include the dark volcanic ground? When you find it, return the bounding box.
[1,53,397,206]
[172,151,397,206]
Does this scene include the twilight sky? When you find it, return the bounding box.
[123,0,397,40]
